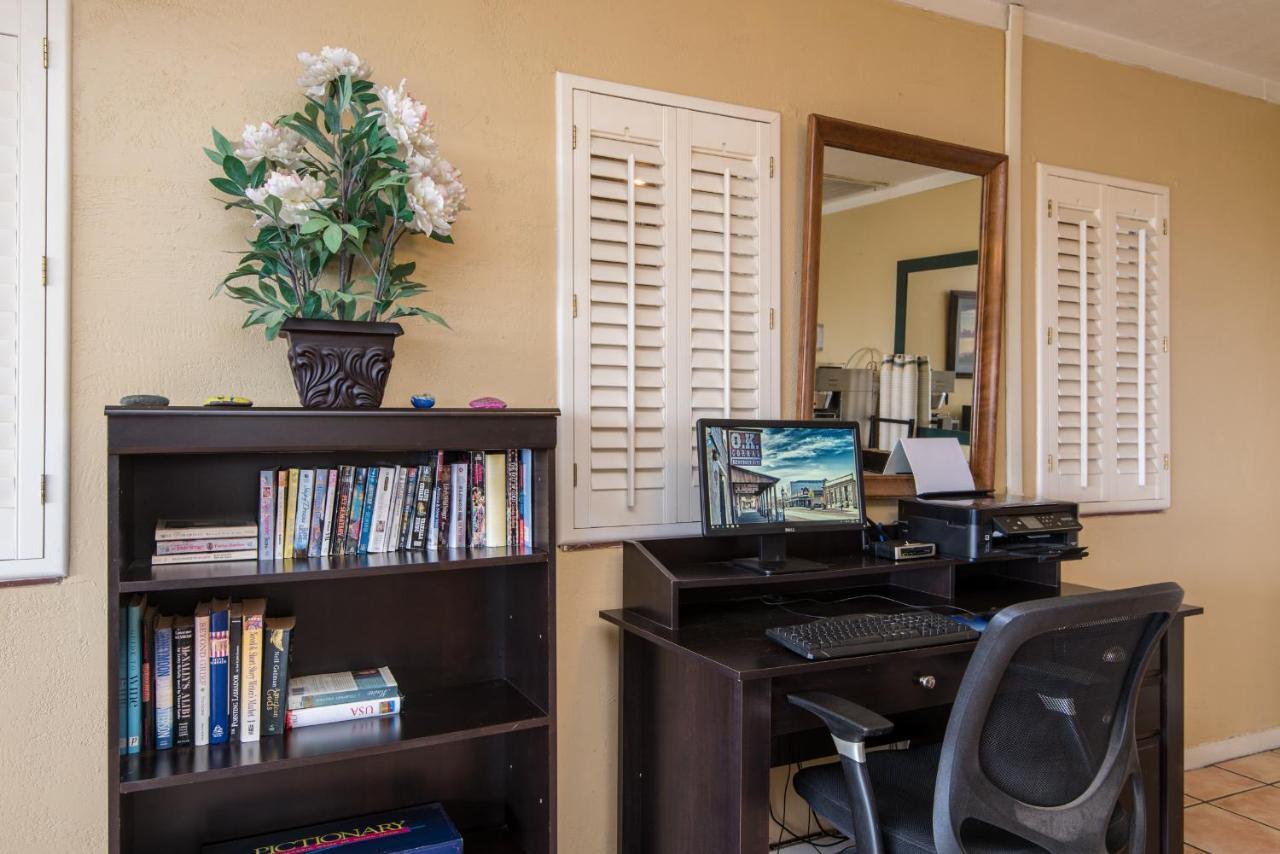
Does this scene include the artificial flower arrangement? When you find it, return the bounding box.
[208,46,466,341]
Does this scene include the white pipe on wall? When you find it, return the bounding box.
[1004,3,1025,494]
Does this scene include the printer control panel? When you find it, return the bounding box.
[993,511,1080,535]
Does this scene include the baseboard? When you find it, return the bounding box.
[1186,726,1280,769]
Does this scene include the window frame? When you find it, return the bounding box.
[554,73,781,545]
[1034,163,1171,516]
[0,0,68,584]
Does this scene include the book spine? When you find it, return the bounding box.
[208,604,230,744]
[150,549,258,565]
[239,601,266,742]
[430,457,450,550]
[520,449,533,549]
[290,682,400,710]
[484,452,506,548]
[284,468,300,557]
[228,607,242,741]
[118,606,126,755]
[449,463,469,549]
[386,465,409,551]
[506,450,520,548]
[368,466,395,553]
[125,598,144,755]
[287,696,401,730]
[346,467,369,554]
[332,466,354,555]
[194,605,211,746]
[173,620,194,747]
[154,524,257,541]
[293,468,314,558]
[142,606,155,752]
[470,452,485,548]
[154,619,173,750]
[358,467,381,554]
[319,468,339,556]
[409,460,434,549]
[258,470,274,559]
[397,467,419,551]
[307,468,328,557]
[261,618,295,737]
[274,469,288,560]
[155,536,258,555]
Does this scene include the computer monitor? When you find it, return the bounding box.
[697,418,866,574]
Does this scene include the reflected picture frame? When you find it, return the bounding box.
[947,290,977,378]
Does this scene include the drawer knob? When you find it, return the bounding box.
[916,675,937,690]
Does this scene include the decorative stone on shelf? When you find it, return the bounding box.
[120,394,170,407]
[410,394,436,409]
[204,395,253,408]
[468,396,507,410]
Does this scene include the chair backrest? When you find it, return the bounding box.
[933,583,1184,854]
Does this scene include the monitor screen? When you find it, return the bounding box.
[699,419,864,533]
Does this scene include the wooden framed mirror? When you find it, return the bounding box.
[797,115,1007,497]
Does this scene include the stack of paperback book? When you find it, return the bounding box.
[285,666,402,729]
[119,595,294,755]
[257,449,534,560]
[152,519,259,565]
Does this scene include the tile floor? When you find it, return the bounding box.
[1185,749,1280,851]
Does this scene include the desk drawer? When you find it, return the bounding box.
[772,647,972,734]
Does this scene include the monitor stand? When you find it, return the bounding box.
[731,533,827,575]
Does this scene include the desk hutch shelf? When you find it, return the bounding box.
[106,407,558,854]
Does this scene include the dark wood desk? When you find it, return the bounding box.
[602,533,1201,854]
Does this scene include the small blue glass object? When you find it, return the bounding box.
[410,394,436,409]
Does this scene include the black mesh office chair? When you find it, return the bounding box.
[789,582,1184,853]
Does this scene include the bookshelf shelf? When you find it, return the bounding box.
[119,678,548,793]
[107,408,558,854]
[121,546,550,593]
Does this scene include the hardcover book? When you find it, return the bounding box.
[239,599,266,742]
[274,469,288,560]
[125,595,145,755]
[118,606,126,755]
[287,666,399,710]
[173,617,195,747]
[194,601,212,746]
[346,467,369,555]
[155,519,257,541]
[483,451,506,549]
[262,616,295,737]
[202,802,463,854]
[208,599,231,744]
[227,603,243,741]
[155,536,258,555]
[154,615,174,750]
[287,695,401,729]
[258,470,274,559]
[293,468,314,558]
[320,468,339,556]
[307,468,329,557]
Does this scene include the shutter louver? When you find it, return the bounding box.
[572,91,678,529]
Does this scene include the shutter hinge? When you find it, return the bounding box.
[1047,200,1054,218]
[769,308,774,330]
[42,37,48,69]
[1163,454,1170,472]
[1046,326,1055,345]
[1162,336,1169,354]
[39,474,47,504]
[572,293,578,318]
[1162,217,1168,236]
[769,156,775,179]
[40,255,47,287]
[1047,455,1055,473]
[573,463,578,487]
[572,125,577,150]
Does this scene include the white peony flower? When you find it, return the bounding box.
[235,122,307,169]
[245,171,336,227]
[376,80,436,157]
[296,46,371,97]
[403,152,466,237]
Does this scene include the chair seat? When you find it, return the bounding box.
[793,744,1132,854]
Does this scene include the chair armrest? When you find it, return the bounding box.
[788,692,894,743]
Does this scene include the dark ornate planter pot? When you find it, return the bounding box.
[280,318,403,409]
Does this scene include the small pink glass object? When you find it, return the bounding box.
[469,396,507,409]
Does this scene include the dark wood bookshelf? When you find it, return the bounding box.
[107,407,558,854]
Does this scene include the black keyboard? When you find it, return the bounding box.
[766,611,980,660]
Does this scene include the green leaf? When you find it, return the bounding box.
[204,147,225,165]
[222,154,249,187]
[322,223,343,253]
[283,119,335,158]
[341,223,360,240]
[300,217,330,235]
[390,261,417,279]
[248,159,268,188]
[304,101,319,121]
[211,127,234,156]
[209,177,242,196]
[430,232,454,244]
[302,290,322,317]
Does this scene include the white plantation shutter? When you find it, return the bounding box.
[560,79,779,542]
[0,0,46,564]
[1036,166,1170,513]
[676,109,772,521]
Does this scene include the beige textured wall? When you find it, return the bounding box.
[1019,37,1280,750]
[0,0,1275,850]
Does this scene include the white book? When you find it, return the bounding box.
[306,468,328,558]
[286,695,402,729]
[448,462,469,549]
[386,466,409,551]
[426,467,442,551]
[320,468,339,556]
[483,452,507,548]
[239,599,266,742]
[152,549,258,565]
[194,603,211,746]
[257,471,274,560]
[367,467,394,553]
[293,469,314,558]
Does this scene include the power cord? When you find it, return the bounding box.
[759,591,981,621]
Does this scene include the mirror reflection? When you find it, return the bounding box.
[812,146,982,464]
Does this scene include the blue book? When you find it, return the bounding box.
[126,595,145,755]
[520,448,533,549]
[358,467,380,554]
[154,616,174,749]
[118,606,127,755]
[293,468,315,558]
[208,600,230,744]
[202,802,463,853]
[346,466,369,554]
